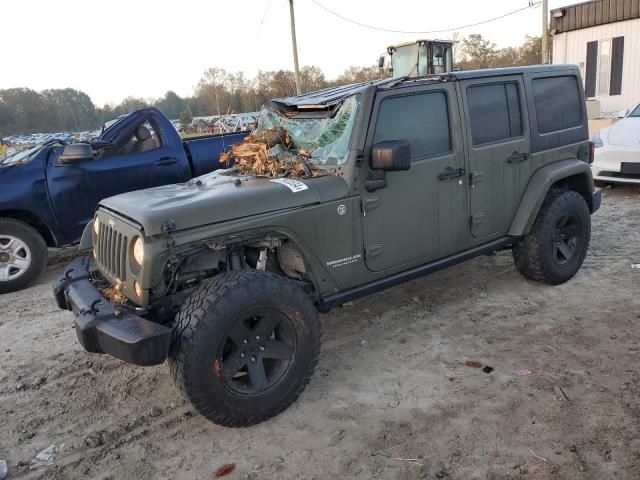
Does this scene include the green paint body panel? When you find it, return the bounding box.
[89,65,599,309]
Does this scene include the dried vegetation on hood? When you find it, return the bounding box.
[219,127,324,178]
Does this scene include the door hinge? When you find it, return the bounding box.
[469,171,484,187]
[362,197,379,216]
[471,213,485,226]
[366,244,383,259]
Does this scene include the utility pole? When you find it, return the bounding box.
[289,0,302,95]
[541,0,548,64]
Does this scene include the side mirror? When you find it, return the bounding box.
[59,143,93,164]
[370,140,411,171]
[378,55,385,69]
[617,109,629,119]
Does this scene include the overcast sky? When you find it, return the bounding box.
[1,0,570,105]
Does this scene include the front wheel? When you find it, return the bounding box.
[169,270,320,427]
[0,219,48,293]
[513,189,591,285]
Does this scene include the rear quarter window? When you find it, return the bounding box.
[532,76,583,133]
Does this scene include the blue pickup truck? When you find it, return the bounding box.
[0,108,246,293]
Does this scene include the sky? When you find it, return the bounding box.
[0,0,571,106]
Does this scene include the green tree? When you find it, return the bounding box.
[459,34,497,69]
[334,65,387,85]
[154,91,186,119]
[179,110,192,131]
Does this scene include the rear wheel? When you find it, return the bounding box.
[513,189,591,285]
[169,270,320,427]
[0,219,48,293]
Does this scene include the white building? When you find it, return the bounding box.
[551,0,640,117]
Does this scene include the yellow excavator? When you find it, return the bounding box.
[380,39,455,77]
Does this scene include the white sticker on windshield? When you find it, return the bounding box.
[270,178,309,193]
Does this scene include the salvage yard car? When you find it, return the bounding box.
[591,104,640,184]
[55,65,601,427]
[0,108,245,292]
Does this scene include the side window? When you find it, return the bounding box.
[467,83,522,146]
[116,120,162,156]
[373,91,451,160]
[532,76,583,134]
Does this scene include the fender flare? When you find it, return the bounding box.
[508,159,595,236]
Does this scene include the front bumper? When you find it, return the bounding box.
[53,257,172,366]
[592,150,640,184]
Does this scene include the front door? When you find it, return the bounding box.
[361,83,469,272]
[459,76,531,239]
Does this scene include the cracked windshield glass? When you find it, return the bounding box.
[257,94,360,166]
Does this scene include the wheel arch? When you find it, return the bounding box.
[509,159,596,236]
[222,227,338,301]
[0,210,57,247]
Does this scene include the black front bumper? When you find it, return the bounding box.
[53,257,172,366]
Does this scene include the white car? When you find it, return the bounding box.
[591,105,640,184]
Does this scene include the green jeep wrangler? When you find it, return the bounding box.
[55,65,601,427]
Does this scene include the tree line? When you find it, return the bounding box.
[0,34,542,137]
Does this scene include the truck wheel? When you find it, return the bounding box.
[513,189,591,285]
[0,219,48,293]
[169,269,320,427]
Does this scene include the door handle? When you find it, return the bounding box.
[155,157,177,166]
[438,167,465,181]
[507,152,529,163]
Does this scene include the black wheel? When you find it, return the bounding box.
[169,269,320,427]
[0,219,48,294]
[513,189,591,285]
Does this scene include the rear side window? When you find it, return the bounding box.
[467,83,522,146]
[532,76,583,133]
[373,92,451,160]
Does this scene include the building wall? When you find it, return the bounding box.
[552,17,640,116]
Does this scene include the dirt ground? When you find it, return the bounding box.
[1,185,639,480]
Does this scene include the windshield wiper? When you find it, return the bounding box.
[299,154,313,178]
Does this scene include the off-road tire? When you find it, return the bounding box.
[0,219,48,294]
[168,269,320,427]
[513,189,591,285]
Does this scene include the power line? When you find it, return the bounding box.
[310,0,542,35]
[257,0,273,33]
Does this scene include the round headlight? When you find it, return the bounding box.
[93,217,100,235]
[133,281,143,298]
[132,236,144,266]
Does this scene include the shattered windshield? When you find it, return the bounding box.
[256,94,360,166]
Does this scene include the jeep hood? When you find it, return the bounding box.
[100,171,349,236]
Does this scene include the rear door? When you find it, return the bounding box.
[460,76,531,239]
[361,82,469,272]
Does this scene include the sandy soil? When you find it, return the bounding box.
[1,185,639,480]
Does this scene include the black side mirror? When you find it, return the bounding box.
[378,55,385,69]
[59,143,93,164]
[370,140,411,171]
